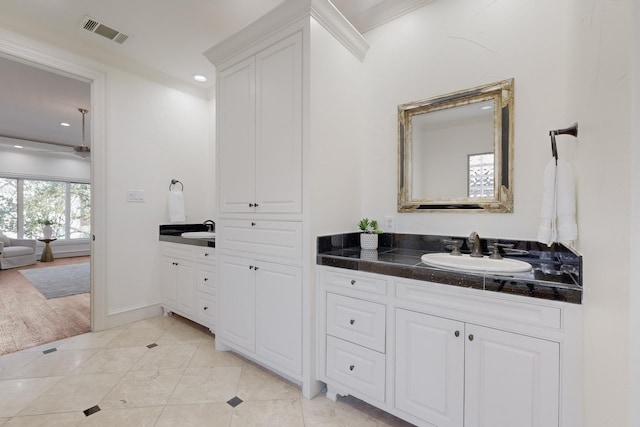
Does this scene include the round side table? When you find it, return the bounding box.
[38,238,57,262]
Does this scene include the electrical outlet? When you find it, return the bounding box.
[384,215,395,232]
[127,190,145,202]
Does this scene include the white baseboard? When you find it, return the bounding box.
[106,303,163,329]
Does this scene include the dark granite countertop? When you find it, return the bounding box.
[159,224,215,248]
[317,232,582,304]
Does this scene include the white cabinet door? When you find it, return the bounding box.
[161,256,178,309]
[255,261,302,374]
[395,309,464,427]
[175,259,195,317]
[219,255,256,351]
[254,31,302,213]
[464,324,560,427]
[218,56,256,213]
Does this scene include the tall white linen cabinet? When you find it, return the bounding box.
[205,0,368,398]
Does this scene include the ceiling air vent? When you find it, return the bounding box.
[81,16,129,44]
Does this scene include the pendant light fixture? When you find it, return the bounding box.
[73,108,90,158]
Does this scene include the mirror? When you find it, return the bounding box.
[398,79,514,212]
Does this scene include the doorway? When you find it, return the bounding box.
[0,39,108,349]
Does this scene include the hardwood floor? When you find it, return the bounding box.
[0,256,90,356]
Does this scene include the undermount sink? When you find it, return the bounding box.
[180,232,216,239]
[421,252,532,274]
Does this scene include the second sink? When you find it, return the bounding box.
[421,252,532,274]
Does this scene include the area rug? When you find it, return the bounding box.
[19,263,90,299]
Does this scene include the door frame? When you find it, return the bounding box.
[0,33,108,331]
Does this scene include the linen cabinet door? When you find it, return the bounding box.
[255,261,302,375]
[254,31,302,213]
[218,255,256,351]
[218,57,256,213]
[464,324,560,427]
[395,309,464,427]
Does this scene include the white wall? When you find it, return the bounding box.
[359,0,631,425]
[361,0,571,238]
[105,68,214,315]
[568,1,631,426]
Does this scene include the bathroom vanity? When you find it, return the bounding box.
[159,225,217,332]
[317,233,583,427]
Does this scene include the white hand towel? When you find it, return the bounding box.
[537,158,578,246]
[168,191,186,223]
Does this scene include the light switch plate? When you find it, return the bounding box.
[127,190,145,202]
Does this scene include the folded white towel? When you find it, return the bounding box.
[168,191,186,223]
[537,159,578,246]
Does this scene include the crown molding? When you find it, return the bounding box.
[204,0,369,66]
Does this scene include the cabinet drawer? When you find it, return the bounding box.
[196,268,216,295]
[324,270,387,295]
[196,293,216,330]
[327,293,385,353]
[326,336,385,403]
[195,247,216,265]
[218,219,302,260]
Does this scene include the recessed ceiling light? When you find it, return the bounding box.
[60,122,70,127]
[14,145,23,149]
[192,74,207,82]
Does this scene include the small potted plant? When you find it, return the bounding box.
[37,219,54,239]
[358,218,382,250]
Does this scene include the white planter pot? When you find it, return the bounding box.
[43,225,52,239]
[360,233,378,250]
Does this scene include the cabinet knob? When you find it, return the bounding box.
[350,280,356,285]
[349,319,355,325]
[173,262,178,266]
[204,253,209,257]
[255,203,259,207]
[254,266,259,271]
[204,278,209,282]
[204,306,208,310]
[349,365,355,371]
[249,265,254,270]
[249,203,254,207]
[468,334,474,341]
[455,330,460,337]
[251,222,256,226]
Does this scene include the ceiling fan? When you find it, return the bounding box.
[73,108,90,158]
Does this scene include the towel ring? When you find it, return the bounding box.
[169,179,183,191]
[548,122,578,164]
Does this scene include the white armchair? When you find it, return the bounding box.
[0,237,37,269]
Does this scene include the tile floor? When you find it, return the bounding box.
[0,315,414,426]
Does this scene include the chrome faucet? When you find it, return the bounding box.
[468,232,483,258]
[203,219,215,232]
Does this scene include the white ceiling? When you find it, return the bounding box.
[0,0,433,155]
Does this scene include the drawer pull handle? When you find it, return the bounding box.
[468,334,474,341]
[350,280,356,285]
[455,330,460,337]
[349,365,355,371]
[349,319,355,325]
